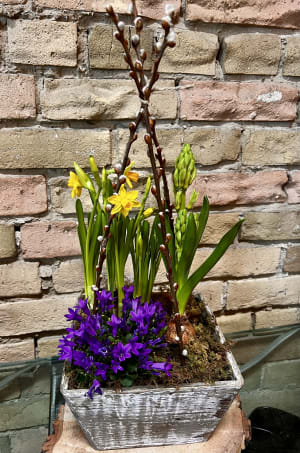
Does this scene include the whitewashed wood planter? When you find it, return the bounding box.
[61,308,243,451]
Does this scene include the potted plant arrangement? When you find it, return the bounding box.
[59,2,244,450]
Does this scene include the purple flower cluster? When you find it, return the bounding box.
[58,286,172,398]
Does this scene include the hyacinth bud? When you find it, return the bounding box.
[175,208,187,261]
[173,144,196,209]
[187,189,199,210]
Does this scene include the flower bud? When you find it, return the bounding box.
[131,34,140,46]
[106,4,113,13]
[182,349,188,357]
[134,17,143,31]
[165,4,175,15]
[175,335,180,342]
[97,235,103,242]
[117,21,125,31]
[143,208,154,218]
[155,41,162,53]
[135,60,143,71]
[144,134,152,145]
[74,162,95,192]
[105,204,112,212]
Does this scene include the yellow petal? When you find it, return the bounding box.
[127,171,139,183]
[126,190,139,201]
[108,195,119,204]
[126,177,133,189]
[111,204,121,215]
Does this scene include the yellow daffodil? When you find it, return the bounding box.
[108,184,141,217]
[68,171,82,198]
[124,161,139,188]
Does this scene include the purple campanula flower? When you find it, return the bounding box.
[112,342,132,362]
[107,314,122,337]
[94,362,108,380]
[65,307,81,322]
[128,336,143,355]
[87,379,102,399]
[96,290,114,312]
[111,361,124,374]
[151,362,172,377]
[76,298,90,315]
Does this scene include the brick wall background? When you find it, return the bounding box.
[0,0,300,449]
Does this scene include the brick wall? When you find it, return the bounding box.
[0,0,299,416]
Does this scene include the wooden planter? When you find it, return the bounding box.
[61,308,243,451]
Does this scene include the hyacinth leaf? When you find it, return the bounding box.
[177,212,197,287]
[177,219,244,314]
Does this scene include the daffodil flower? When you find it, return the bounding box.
[68,171,82,198]
[124,161,139,188]
[108,185,141,217]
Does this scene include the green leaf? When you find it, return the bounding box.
[177,212,197,286]
[177,219,244,314]
[120,376,134,387]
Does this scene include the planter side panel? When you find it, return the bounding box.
[63,382,239,450]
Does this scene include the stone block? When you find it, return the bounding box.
[202,212,241,245]
[0,340,34,363]
[10,426,48,453]
[0,372,21,401]
[89,25,153,71]
[283,36,300,76]
[0,224,16,258]
[50,177,92,214]
[0,175,47,216]
[0,436,10,452]
[21,366,51,396]
[41,79,176,120]
[186,0,300,29]
[188,171,287,206]
[0,128,111,169]
[160,30,218,75]
[0,395,49,431]
[255,308,300,329]
[38,336,61,358]
[227,276,300,310]
[287,171,300,204]
[0,74,35,119]
[284,246,300,273]
[21,222,80,259]
[8,19,77,66]
[262,359,300,390]
[194,246,280,279]
[241,210,300,241]
[53,259,84,293]
[0,296,76,336]
[195,280,223,313]
[241,388,300,418]
[180,81,298,121]
[223,34,281,75]
[242,367,262,392]
[0,261,41,298]
[242,129,300,165]
[216,313,252,335]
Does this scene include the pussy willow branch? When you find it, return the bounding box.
[101,5,184,355]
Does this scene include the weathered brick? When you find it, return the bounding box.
[0,295,76,336]
[8,19,77,66]
[0,261,41,298]
[0,340,34,363]
[241,210,300,241]
[195,280,223,312]
[0,395,49,431]
[223,34,281,75]
[116,127,241,168]
[21,222,80,259]
[21,366,50,396]
[186,0,300,29]
[241,388,300,418]
[53,259,84,293]
[34,0,181,19]
[0,175,47,216]
[38,335,60,358]
[283,36,300,77]
[50,177,92,214]
[256,308,300,329]
[188,171,287,207]
[0,74,35,119]
[180,81,298,121]
[10,426,48,453]
[216,313,252,335]
[287,171,300,204]
[242,129,300,166]
[194,246,280,279]
[201,213,241,245]
[0,128,111,169]
[160,31,218,75]
[227,276,300,310]
[89,25,153,71]
[0,224,16,258]
[41,79,176,120]
[284,246,300,273]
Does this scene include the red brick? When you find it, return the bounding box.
[188,171,287,207]
[0,74,36,119]
[180,81,298,121]
[287,171,300,204]
[0,175,47,216]
[34,0,181,19]
[186,0,300,29]
[21,222,80,259]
